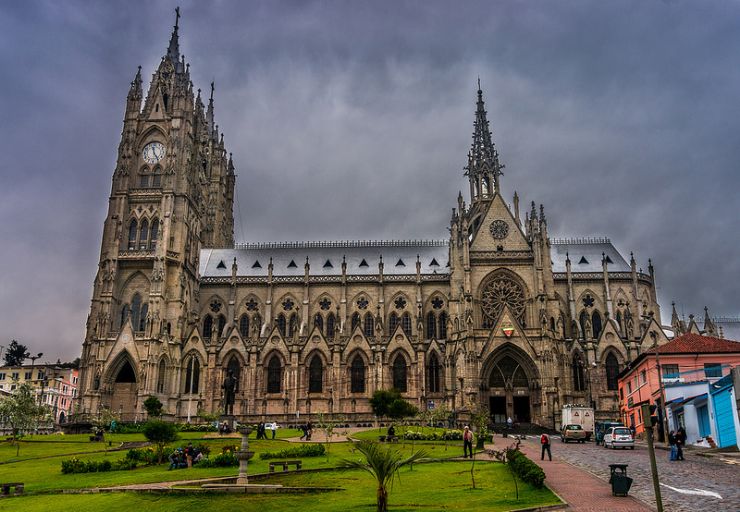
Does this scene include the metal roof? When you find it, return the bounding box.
[200,240,450,278]
[550,238,631,273]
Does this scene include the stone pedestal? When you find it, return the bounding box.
[236,427,254,486]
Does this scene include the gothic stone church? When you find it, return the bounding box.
[77,17,664,428]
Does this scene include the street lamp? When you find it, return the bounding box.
[29,352,43,403]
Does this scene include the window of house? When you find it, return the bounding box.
[619,387,624,400]
[661,364,679,380]
[704,363,722,378]
[11,372,19,380]
[639,370,646,385]
[24,372,32,380]
[0,373,5,380]
[627,380,632,394]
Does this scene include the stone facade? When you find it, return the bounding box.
[77,16,663,427]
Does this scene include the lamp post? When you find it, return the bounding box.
[649,330,668,443]
[29,352,43,404]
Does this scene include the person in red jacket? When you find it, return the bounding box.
[540,432,552,461]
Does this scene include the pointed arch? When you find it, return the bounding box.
[363,312,374,337]
[266,354,283,393]
[308,354,323,393]
[130,293,143,332]
[217,314,226,339]
[138,219,149,250]
[482,343,540,391]
[427,351,442,393]
[572,351,586,392]
[149,218,159,249]
[389,312,400,335]
[203,314,213,339]
[127,219,138,250]
[438,311,448,339]
[426,311,436,339]
[277,313,287,337]
[105,351,139,385]
[183,353,202,394]
[350,353,366,394]
[351,312,361,332]
[313,313,324,335]
[604,351,620,391]
[156,358,167,393]
[326,313,336,339]
[392,352,408,392]
[239,314,250,338]
[592,310,603,339]
[226,354,242,392]
[288,313,299,337]
[401,312,412,336]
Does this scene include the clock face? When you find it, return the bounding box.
[490,220,509,239]
[142,142,165,164]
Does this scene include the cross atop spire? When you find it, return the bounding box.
[465,81,504,201]
[207,81,216,139]
[166,7,181,63]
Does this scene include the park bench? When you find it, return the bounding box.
[0,482,24,496]
[268,460,302,472]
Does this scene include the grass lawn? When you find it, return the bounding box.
[1,462,559,512]
[0,428,560,511]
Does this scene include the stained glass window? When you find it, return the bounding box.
[350,356,365,393]
[267,356,282,393]
[393,355,407,392]
[309,356,323,393]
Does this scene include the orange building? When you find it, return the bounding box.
[617,333,740,437]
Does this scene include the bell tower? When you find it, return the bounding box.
[78,9,234,417]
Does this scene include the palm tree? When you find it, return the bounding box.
[340,440,427,512]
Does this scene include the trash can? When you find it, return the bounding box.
[608,464,633,497]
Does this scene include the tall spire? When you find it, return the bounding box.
[464,81,504,201]
[207,81,216,139]
[166,6,181,63]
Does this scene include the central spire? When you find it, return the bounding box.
[166,6,181,63]
[465,81,504,202]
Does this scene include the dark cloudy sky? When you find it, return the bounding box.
[1,0,738,362]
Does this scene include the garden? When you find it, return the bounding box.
[0,423,559,512]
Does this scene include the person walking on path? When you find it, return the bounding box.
[676,427,686,461]
[668,430,678,461]
[540,432,552,461]
[463,425,474,458]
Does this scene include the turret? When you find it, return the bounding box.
[464,81,504,203]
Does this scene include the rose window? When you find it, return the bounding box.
[480,275,526,324]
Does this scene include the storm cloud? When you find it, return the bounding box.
[0,0,738,362]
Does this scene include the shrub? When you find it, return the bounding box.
[178,423,218,432]
[126,447,158,464]
[143,420,179,463]
[259,443,326,460]
[506,448,545,488]
[61,457,136,474]
[402,429,493,442]
[198,452,238,468]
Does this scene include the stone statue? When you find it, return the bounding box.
[222,370,237,416]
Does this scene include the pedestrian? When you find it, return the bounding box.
[540,432,552,461]
[507,416,513,430]
[299,423,307,440]
[306,421,313,441]
[463,425,474,458]
[270,422,277,440]
[668,430,678,461]
[676,427,686,461]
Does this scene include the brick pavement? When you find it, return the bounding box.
[515,438,653,511]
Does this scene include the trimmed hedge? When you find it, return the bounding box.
[198,452,238,468]
[506,448,545,488]
[61,457,137,474]
[402,429,494,443]
[110,422,218,434]
[259,443,326,460]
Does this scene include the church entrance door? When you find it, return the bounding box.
[109,359,138,422]
[489,396,507,423]
[513,396,531,423]
[484,350,538,426]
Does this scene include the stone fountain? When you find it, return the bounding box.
[235,426,254,485]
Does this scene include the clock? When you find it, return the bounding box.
[142,142,165,164]
[490,220,509,239]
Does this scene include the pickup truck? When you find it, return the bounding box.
[561,424,588,443]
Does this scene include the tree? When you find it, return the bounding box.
[143,395,163,417]
[316,412,344,455]
[370,389,419,427]
[340,440,427,512]
[0,384,49,456]
[143,420,179,463]
[3,340,30,367]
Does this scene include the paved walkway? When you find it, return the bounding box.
[516,438,653,511]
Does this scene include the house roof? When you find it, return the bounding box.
[643,333,740,355]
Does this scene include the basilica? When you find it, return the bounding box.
[77,15,665,428]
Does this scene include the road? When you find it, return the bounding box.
[537,436,740,512]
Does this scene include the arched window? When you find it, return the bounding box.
[203,315,213,339]
[157,359,166,393]
[149,218,159,249]
[139,219,149,250]
[239,315,249,338]
[267,356,282,393]
[277,314,286,336]
[363,313,374,337]
[185,357,200,394]
[426,312,436,339]
[314,313,323,334]
[151,170,161,187]
[351,312,361,332]
[592,311,602,340]
[308,355,323,393]
[288,313,299,338]
[579,311,589,340]
[139,171,149,188]
[326,313,336,339]
[138,303,148,332]
[131,294,142,332]
[227,356,241,392]
[389,312,399,335]
[605,353,620,391]
[350,356,365,393]
[572,354,586,392]
[128,219,137,250]
[427,352,441,393]
[217,314,226,339]
[438,311,448,339]
[401,312,412,336]
[120,304,130,329]
[392,355,407,392]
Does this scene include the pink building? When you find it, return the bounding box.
[617,333,740,437]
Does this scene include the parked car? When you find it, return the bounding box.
[595,421,624,445]
[603,426,635,450]
[561,424,588,443]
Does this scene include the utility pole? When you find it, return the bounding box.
[641,403,664,512]
[650,330,669,443]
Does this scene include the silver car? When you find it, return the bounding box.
[603,426,635,450]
